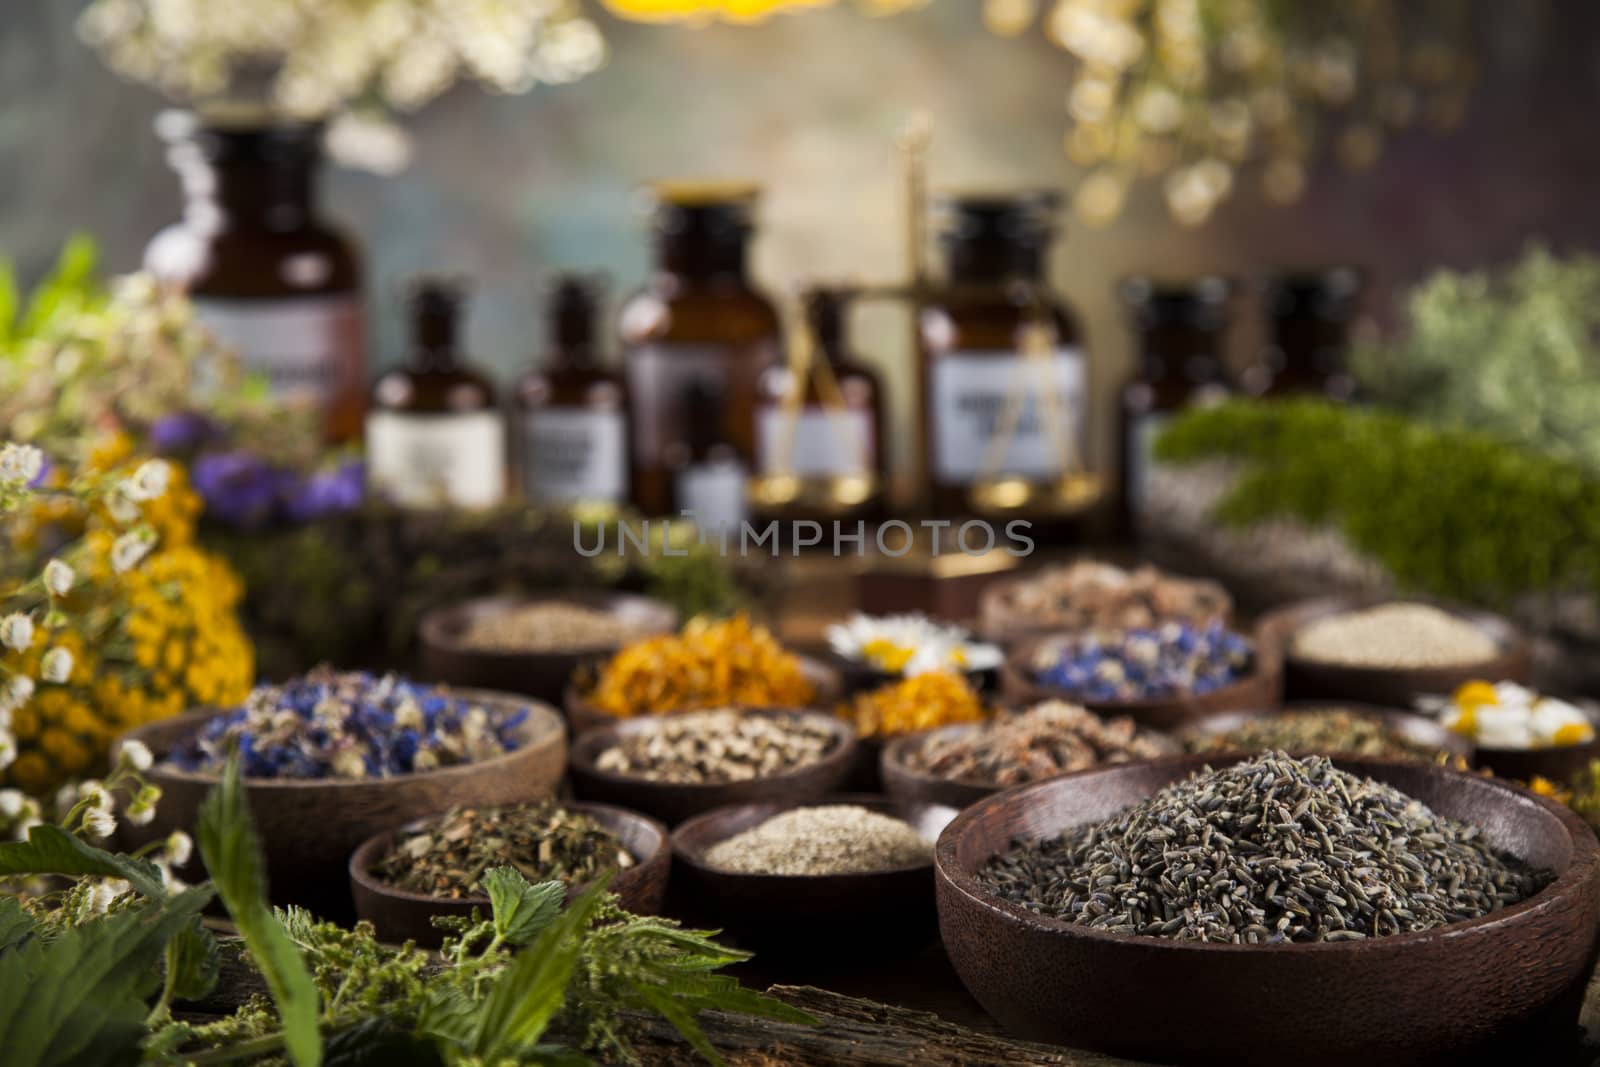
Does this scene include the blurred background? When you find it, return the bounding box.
[5,0,1600,477]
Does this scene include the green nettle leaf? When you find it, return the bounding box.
[166,919,222,1003]
[198,756,323,1067]
[0,894,36,953]
[414,988,478,1050]
[0,888,210,1067]
[483,867,566,947]
[471,878,609,1062]
[321,1018,446,1067]
[0,824,166,898]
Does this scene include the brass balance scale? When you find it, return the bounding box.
[748,116,1103,522]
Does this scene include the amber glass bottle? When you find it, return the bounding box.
[753,287,886,519]
[671,377,749,535]
[365,279,506,509]
[1250,267,1363,400]
[619,184,781,517]
[919,192,1086,518]
[515,275,629,508]
[146,113,365,442]
[1118,276,1234,533]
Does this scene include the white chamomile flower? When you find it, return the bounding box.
[42,559,75,597]
[5,676,34,711]
[126,460,171,501]
[110,528,156,574]
[0,789,24,820]
[105,485,141,524]
[0,613,34,653]
[0,732,15,772]
[165,829,194,867]
[84,807,117,839]
[0,443,44,486]
[87,879,120,914]
[77,778,111,812]
[40,647,74,684]
[118,739,155,773]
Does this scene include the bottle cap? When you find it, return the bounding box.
[1120,275,1234,332]
[1265,267,1364,322]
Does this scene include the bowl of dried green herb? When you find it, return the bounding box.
[349,799,670,948]
[937,751,1600,1066]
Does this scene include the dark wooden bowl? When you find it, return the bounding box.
[563,654,843,737]
[567,708,858,825]
[999,629,1284,732]
[671,794,956,959]
[880,718,1181,811]
[1176,702,1474,763]
[1474,735,1600,787]
[112,690,567,920]
[348,801,669,948]
[1261,594,1531,707]
[937,754,1600,1066]
[419,591,677,705]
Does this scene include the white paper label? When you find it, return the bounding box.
[1126,410,1170,517]
[677,459,748,534]
[756,406,874,477]
[930,348,1087,482]
[193,295,363,408]
[521,409,628,504]
[365,412,506,509]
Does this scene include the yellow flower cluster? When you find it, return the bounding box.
[3,444,254,795]
[838,670,988,739]
[585,615,815,717]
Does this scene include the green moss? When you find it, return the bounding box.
[1153,398,1600,605]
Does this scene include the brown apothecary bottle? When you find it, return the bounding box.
[1117,276,1235,534]
[145,112,366,443]
[515,275,630,508]
[619,183,781,520]
[753,287,886,520]
[918,192,1089,519]
[1247,267,1363,400]
[365,278,506,510]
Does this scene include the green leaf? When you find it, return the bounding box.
[0,888,209,1067]
[198,756,322,1067]
[471,877,608,1062]
[0,259,18,350]
[0,824,166,898]
[0,894,36,953]
[483,867,565,947]
[166,919,221,1003]
[414,988,477,1049]
[322,1019,445,1067]
[18,233,100,341]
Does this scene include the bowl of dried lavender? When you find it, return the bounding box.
[568,708,857,825]
[881,701,1179,810]
[113,667,567,919]
[420,591,678,706]
[349,800,669,948]
[1179,703,1473,764]
[937,751,1600,1066]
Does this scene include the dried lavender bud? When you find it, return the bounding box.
[1186,708,1443,761]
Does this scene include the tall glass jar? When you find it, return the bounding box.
[619,183,781,524]
[1118,276,1234,533]
[146,111,366,443]
[515,275,630,509]
[1248,267,1363,400]
[919,192,1088,519]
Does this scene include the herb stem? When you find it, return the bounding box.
[145,939,180,1028]
[181,1030,288,1065]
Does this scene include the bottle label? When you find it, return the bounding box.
[929,348,1087,482]
[521,409,628,504]
[677,458,748,535]
[756,406,874,477]
[626,344,730,462]
[192,295,364,409]
[365,412,506,509]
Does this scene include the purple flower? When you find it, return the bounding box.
[284,459,366,522]
[149,412,221,454]
[192,450,291,529]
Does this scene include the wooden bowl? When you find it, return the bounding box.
[880,718,1181,811]
[937,754,1600,1066]
[112,690,567,920]
[1177,703,1473,764]
[671,794,956,959]
[1473,735,1600,787]
[999,629,1283,732]
[348,801,669,948]
[419,591,677,705]
[567,708,858,825]
[563,654,843,736]
[1261,595,1531,707]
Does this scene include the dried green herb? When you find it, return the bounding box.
[375,803,631,899]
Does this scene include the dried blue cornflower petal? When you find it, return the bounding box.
[1034,622,1253,701]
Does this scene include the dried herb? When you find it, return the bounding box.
[375,803,631,899]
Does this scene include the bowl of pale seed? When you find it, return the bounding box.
[568,708,857,825]
[1263,595,1530,707]
[1178,703,1473,764]
[419,591,678,706]
[349,799,670,948]
[937,750,1599,1066]
[671,795,956,958]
